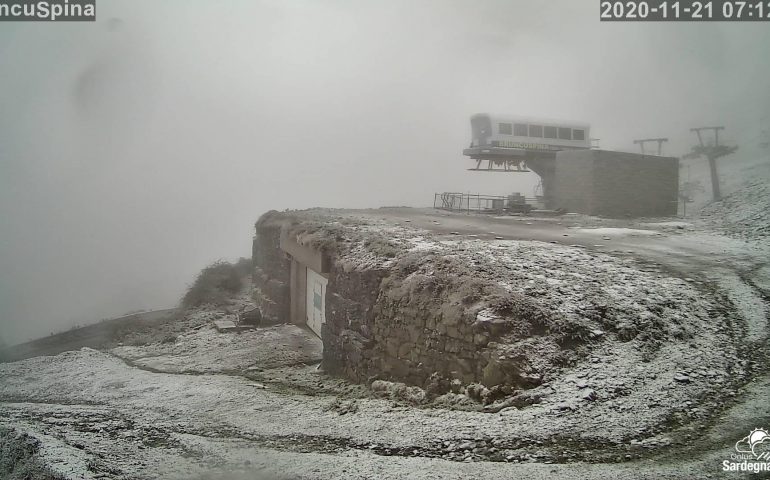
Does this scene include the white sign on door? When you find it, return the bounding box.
[306,268,327,337]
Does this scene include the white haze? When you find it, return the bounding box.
[0,0,768,344]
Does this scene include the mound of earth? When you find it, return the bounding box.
[261,210,745,423]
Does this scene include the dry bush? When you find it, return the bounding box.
[0,427,67,480]
[182,261,245,307]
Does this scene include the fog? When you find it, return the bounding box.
[0,0,768,344]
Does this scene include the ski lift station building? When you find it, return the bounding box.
[463,113,679,217]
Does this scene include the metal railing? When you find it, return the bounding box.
[433,192,542,213]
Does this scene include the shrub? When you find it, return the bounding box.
[182,261,245,307]
[0,427,68,480]
[233,256,253,277]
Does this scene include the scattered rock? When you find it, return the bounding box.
[450,379,463,394]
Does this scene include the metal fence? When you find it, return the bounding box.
[433,192,541,213]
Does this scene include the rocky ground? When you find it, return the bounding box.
[700,160,770,240]
[1,161,769,478]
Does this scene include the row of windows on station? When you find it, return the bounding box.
[498,123,585,141]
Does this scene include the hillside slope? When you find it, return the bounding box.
[700,159,770,240]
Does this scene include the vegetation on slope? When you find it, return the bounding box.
[182,258,253,307]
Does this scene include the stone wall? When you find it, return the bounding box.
[322,258,501,387]
[253,212,559,393]
[252,211,291,325]
[554,150,679,217]
[322,263,389,382]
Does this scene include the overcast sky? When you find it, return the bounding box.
[1,0,768,344]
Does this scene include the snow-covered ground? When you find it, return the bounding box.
[2,197,769,478]
[111,324,322,374]
[0,336,767,479]
[571,227,663,237]
[699,160,770,240]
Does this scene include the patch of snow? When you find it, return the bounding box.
[714,271,768,342]
[110,324,322,374]
[642,221,693,228]
[407,236,442,252]
[575,227,663,237]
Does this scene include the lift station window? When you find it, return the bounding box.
[544,126,558,139]
[529,125,543,137]
[573,129,585,140]
[558,127,572,140]
[498,123,513,135]
[513,123,528,136]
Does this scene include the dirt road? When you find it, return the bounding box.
[373,208,769,289]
